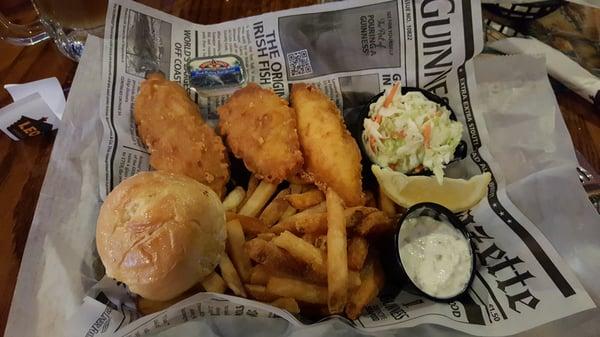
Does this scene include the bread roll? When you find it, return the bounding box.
[96,171,226,301]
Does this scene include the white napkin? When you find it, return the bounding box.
[0,77,67,140]
[487,37,600,108]
[4,77,66,119]
[0,93,60,140]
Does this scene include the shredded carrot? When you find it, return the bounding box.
[393,130,405,139]
[369,136,377,152]
[374,114,382,124]
[383,82,400,108]
[422,122,431,148]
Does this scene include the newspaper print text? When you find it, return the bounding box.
[173,30,193,87]
[464,213,541,314]
[421,0,454,97]
[253,21,285,95]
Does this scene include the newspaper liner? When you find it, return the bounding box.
[15,0,592,336]
[95,0,594,335]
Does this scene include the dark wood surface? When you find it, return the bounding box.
[0,1,598,336]
[0,36,75,337]
[556,88,600,169]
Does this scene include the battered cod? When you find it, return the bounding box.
[134,73,229,197]
[291,83,364,206]
[218,83,303,183]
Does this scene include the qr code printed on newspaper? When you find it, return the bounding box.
[287,49,313,77]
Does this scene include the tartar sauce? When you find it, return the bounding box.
[398,215,472,298]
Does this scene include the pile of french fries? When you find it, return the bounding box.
[138,176,396,320]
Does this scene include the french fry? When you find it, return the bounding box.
[302,233,319,245]
[226,220,253,282]
[239,180,278,217]
[245,284,278,302]
[364,190,376,207]
[289,183,304,195]
[238,215,269,238]
[304,201,327,213]
[345,254,385,320]
[246,173,260,197]
[256,232,276,241]
[250,264,271,285]
[246,239,329,285]
[222,186,246,212]
[226,212,268,238]
[348,270,362,289]
[347,236,369,270]
[280,207,298,221]
[326,189,348,314]
[273,231,327,277]
[284,189,325,209]
[314,235,327,253]
[344,207,379,228]
[267,277,328,304]
[251,257,328,286]
[270,297,300,314]
[302,271,327,285]
[378,185,396,216]
[225,211,236,222]
[259,189,290,227]
[271,211,327,234]
[201,272,227,293]
[245,238,306,275]
[242,174,259,205]
[280,184,303,219]
[219,254,247,297]
[353,211,394,236]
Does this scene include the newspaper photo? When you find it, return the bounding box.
[79,0,597,336]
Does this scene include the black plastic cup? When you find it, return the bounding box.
[346,87,468,188]
[382,202,476,302]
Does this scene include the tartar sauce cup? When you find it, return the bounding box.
[382,202,476,302]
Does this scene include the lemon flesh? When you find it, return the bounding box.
[372,165,491,212]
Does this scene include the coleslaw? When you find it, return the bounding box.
[362,83,463,183]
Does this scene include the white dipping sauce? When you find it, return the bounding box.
[398,215,472,298]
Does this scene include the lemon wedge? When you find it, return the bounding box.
[372,165,491,212]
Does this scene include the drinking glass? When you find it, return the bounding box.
[0,0,108,61]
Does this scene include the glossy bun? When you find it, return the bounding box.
[96,171,226,301]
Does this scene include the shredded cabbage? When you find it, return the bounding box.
[362,85,463,183]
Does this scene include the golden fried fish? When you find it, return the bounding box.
[218,83,303,183]
[291,83,365,206]
[134,73,229,197]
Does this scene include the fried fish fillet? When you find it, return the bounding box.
[291,83,364,206]
[134,73,229,197]
[218,83,303,182]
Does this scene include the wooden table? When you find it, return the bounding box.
[0,1,598,335]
